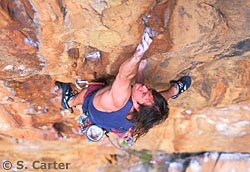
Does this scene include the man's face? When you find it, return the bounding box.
[132,83,154,107]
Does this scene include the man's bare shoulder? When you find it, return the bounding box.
[93,86,131,112]
[93,86,117,112]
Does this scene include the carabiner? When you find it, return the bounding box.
[75,79,89,89]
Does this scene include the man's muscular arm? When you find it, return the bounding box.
[110,33,152,107]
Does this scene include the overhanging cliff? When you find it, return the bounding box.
[0,0,249,171]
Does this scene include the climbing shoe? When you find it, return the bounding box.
[61,83,77,113]
[170,76,192,99]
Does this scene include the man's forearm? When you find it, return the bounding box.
[118,31,152,81]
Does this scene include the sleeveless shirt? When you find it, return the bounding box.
[87,88,135,131]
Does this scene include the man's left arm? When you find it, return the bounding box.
[135,59,147,84]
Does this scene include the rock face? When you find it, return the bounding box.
[0,0,249,170]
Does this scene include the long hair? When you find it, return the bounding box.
[130,89,169,141]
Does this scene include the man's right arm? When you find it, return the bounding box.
[95,32,152,111]
[110,33,152,107]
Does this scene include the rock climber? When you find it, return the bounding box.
[61,32,191,141]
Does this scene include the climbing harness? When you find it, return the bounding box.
[76,79,134,145]
[75,79,105,89]
[79,111,134,146]
[79,111,107,142]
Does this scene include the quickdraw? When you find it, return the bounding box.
[79,114,92,133]
[122,127,134,147]
[75,79,105,89]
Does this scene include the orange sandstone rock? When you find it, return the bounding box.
[0,0,249,171]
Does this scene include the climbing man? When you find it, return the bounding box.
[61,32,191,141]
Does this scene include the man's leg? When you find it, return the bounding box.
[61,83,87,112]
[160,76,192,101]
[159,85,178,101]
[68,88,87,107]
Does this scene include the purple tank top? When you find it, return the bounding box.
[88,89,135,131]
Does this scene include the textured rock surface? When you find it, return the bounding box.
[0,0,249,171]
[100,152,250,172]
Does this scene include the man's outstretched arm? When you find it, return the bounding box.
[119,33,152,81]
[110,33,152,107]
